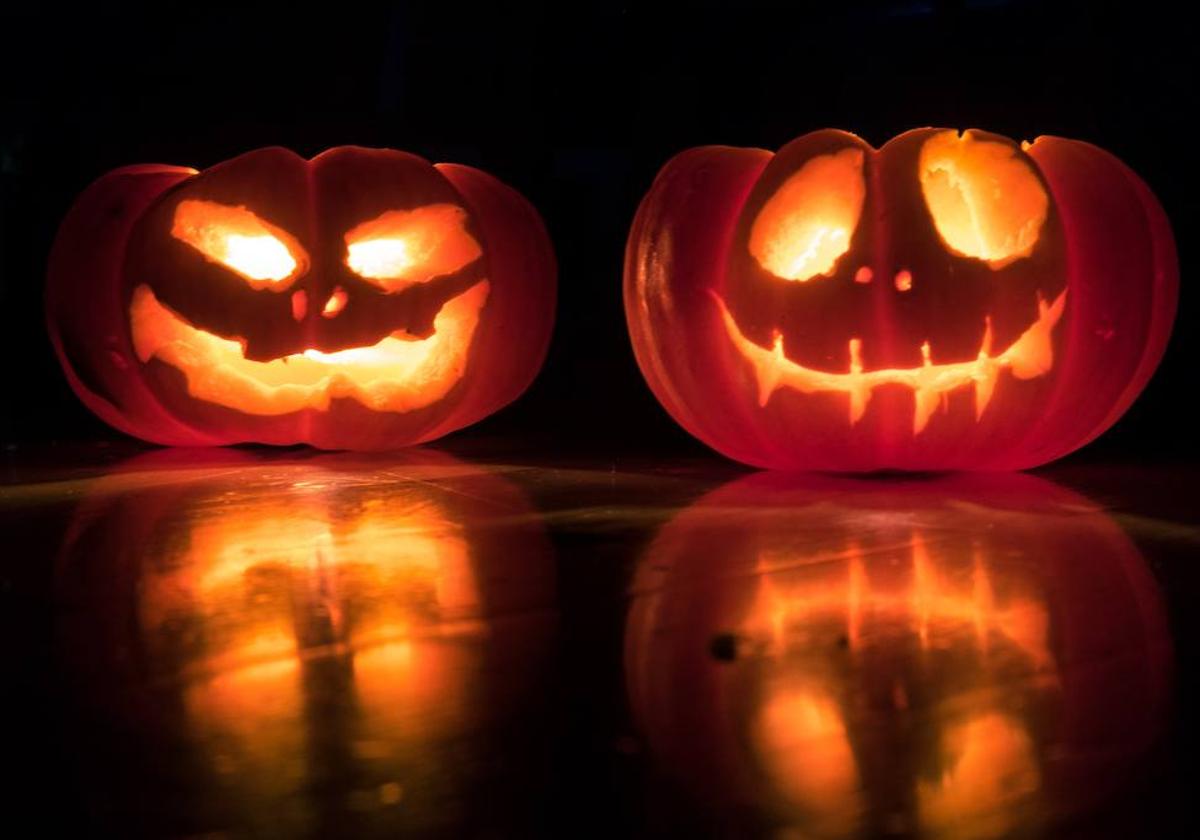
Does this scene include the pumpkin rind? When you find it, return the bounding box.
[48,147,556,450]
[624,128,1177,470]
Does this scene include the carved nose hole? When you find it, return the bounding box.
[291,290,307,321]
[321,287,348,318]
[854,266,873,284]
[894,269,913,292]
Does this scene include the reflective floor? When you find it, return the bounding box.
[1,444,1196,838]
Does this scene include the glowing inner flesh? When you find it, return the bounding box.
[172,200,306,288]
[714,289,1066,434]
[345,204,483,290]
[919,131,1049,269]
[749,147,866,282]
[130,280,489,415]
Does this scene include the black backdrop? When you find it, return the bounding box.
[1,1,1193,461]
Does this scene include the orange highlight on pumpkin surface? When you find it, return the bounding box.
[345,204,483,290]
[919,130,1049,268]
[749,147,866,282]
[172,199,307,288]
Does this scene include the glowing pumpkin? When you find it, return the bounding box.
[625,128,1177,470]
[47,147,556,449]
[55,450,557,835]
[625,472,1171,836]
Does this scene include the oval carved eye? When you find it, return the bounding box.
[345,204,482,292]
[172,200,308,290]
[749,147,866,282]
[918,131,1049,268]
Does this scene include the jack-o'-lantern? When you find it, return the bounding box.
[47,147,556,449]
[54,451,557,836]
[625,473,1171,837]
[625,128,1177,470]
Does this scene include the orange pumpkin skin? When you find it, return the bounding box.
[47,147,555,449]
[624,129,1177,470]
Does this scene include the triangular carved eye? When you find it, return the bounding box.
[172,200,308,290]
[918,131,1048,268]
[345,204,482,292]
[750,147,866,282]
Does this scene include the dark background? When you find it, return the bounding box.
[0,0,1194,460]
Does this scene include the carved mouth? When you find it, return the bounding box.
[713,289,1067,434]
[130,281,489,416]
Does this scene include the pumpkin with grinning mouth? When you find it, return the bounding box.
[47,146,556,449]
[625,128,1177,471]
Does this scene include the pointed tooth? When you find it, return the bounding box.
[848,338,868,425]
[849,387,868,425]
[753,331,784,405]
[974,363,998,420]
[913,386,939,434]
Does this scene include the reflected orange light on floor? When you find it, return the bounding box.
[743,531,1050,836]
[752,533,1049,668]
[137,482,482,776]
[754,684,863,837]
[625,472,1172,840]
[918,713,1039,840]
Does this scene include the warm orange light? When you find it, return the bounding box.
[345,204,483,290]
[321,286,348,318]
[754,685,863,834]
[743,532,1048,834]
[136,480,483,798]
[172,199,307,288]
[714,288,1066,434]
[749,147,866,282]
[752,533,1049,666]
[919,131,1049,268]
[129,280,489,415]
[918,713,1039,837]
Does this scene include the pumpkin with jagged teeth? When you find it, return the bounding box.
[48,146,556,450]
[624,127,1177,471]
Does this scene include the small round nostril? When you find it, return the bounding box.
[291,290,307,321]
[894,269,913,292]
[854,266,873,284]
[321,286,348,318]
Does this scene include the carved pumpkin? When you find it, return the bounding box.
[625,472,1171,837]
[47,147,556,449]
[55,450,556,835]
[625,128,1177,470]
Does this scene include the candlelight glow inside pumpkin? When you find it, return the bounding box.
[624,127,1177,470]
[172,199,307,287]
[130,281,489,416]
[129,195,491,416]
[718,131,1065,434]
[47,146,556,449]
[748,147,865,282]
[918,132,1049,268]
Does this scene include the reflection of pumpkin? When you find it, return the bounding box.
[625,472,1171,838]
[625,128,1177,470]
[47,147,556,449]
[55,450,556,836]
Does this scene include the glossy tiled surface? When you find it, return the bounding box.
[1,444,1195,838]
